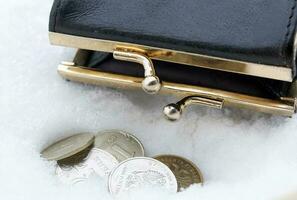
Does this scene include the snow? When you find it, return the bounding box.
[1,1,297,200]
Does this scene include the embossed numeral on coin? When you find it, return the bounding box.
[94,130,144,162]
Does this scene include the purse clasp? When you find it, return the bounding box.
[163,96,224,121]
[113,51,161,94]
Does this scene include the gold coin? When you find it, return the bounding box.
[41,133,95,161]
[57,144,94,166]
[154,155,203,191]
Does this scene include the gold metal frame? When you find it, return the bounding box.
[57,50,296,117]
[50,32,293,82]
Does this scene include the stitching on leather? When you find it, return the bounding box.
[53,0,63,32]
[282,0,297,64]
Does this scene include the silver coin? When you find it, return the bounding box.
[56,163,91,185]
[84,148,119,177]
[94,130,144,162]
[108,157,178,195]
[41,133,95,161]
[56,148,119,184]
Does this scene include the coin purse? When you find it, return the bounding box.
[49,0,297,121]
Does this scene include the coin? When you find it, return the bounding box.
[154,155,203,191]
[41,133,95,161]
[56,163,91,185]
[108,157,178,195]
[84,148,119,177]
[58,144,93,166]
[56,148,119,184]
[94,130,144,162]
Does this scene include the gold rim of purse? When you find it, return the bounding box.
[57,50,297,118]
[49,32,294,82]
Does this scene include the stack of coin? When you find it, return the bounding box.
[41,130,203,194]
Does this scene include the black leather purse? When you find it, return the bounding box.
[49,0,297,120]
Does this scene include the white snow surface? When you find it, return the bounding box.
[1,1,297,200]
